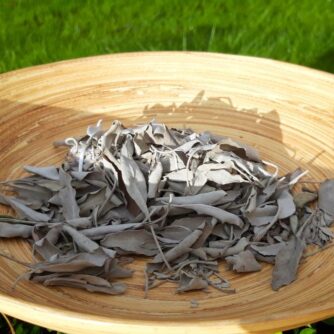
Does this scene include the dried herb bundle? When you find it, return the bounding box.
[0,120,333,295]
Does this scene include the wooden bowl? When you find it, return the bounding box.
[0,52,334,334]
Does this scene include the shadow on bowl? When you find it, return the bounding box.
[1,90,332,182]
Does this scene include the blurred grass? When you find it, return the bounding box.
[0,0,334,74]
[0,315,63,334]
[0,0,334,333]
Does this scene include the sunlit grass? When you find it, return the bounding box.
[0,0,333,73]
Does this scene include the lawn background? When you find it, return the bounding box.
[0,0,334,333]
[1,0,334,74]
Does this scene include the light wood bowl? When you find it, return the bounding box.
[0,52,334,334]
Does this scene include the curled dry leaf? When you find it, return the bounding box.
[226,250,262,273]
[101,230,158,256]
[177,276,208,293]
[251,243,285,257]
[152,223,205,263]
[120,139,149,217]
[170,203,244,227]
[157,190,227,206]
[58,169,80,221]
[148,160,163,199]
[24,165,60,181]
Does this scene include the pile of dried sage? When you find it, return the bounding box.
[0,120,333,295]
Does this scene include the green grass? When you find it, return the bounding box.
[0,0,334,333]
[0,0,334,74]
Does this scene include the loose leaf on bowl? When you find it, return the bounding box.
[24,165,60,181]
[177,276,208,293]
[272,236,305,290]
[318,179,334,220]
[43,276,126,295]
[4,197,50,222]
[0,223,33,238]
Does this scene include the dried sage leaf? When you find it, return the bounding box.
[0,119,333,295]
[272,236,305,290]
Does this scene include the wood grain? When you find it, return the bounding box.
[0,52,334,334]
